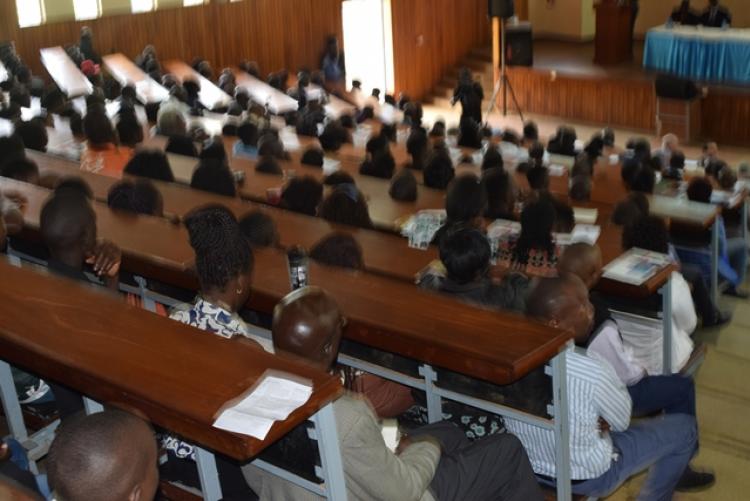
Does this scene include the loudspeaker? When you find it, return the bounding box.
[506,24,533,67]
[655,75,699,100]
[489,0,515,19]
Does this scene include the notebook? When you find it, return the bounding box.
[602,248,672,286]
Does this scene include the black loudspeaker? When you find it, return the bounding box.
[655,75,699,100]
[489,0,515,19]
[506,24,533,67]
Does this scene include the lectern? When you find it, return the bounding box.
[594,0,633,65]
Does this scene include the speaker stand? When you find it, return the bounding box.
[485,18,524,126]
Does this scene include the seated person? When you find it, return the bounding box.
[611,191,650,227]
[421,225,531,313]
[300,147,324,168]
[320,184,373,229]
[508,277,713,499]
[481,146,503,172]
[405,126,429,172]
[619,218,697,372]
[164,206,266,497]
[699,140,719,168]
[310,232,364,271]
[0,157,40,185]
[157,105,199,158]
[569,174,591,202]
[80,108,133,178]
[123,150,174,182]
[482,167,517,221]
[107,179,163,217]
[233,121,259,160]
[546,125,577,157]
[498,197,560,277]
[190,160,237,197]
[700,0,731,27]
[14,119,48,153]
[526,166,549,192]
[664,150,686,180]
[670,0,700,25]
[280,176,324,216]
[243,287,544,501]
[239,210,280,249]
[423,146,455,190]
[0,190,25,250]
[255,134,285,175]
[47,410,158,501]
[684,177,747,297]
[360,149,396,179]
[432,173,486,245]
[389,168,418,202]
[115,109,144,149]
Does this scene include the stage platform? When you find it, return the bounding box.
[429,40,750,147]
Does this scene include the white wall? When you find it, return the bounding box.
[528,0,596,41]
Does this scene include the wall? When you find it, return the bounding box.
[635,0,750,37]
[0,0,344,81]
[528,0,584,40]
[390,0,490,100]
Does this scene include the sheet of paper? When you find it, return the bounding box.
[323,157,341,176]
[549,164,566,177]
[573,207,598,225]
[602,248,672,286]
[212,372,313,440]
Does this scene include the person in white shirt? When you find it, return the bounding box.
[514,274,715,497]
[506,274,715,500]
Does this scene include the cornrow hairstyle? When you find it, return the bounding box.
[183,205,254,293]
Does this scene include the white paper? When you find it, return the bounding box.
[213,373,313,440]
[548,164,566,177]
[381,419,400,453]
[573,207,598,225]
[571,224,601,245]
[323,157,341,176]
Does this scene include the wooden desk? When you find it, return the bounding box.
[2,177,572,385]
[28,151,439,284]
[162,60,232,111]
[40,47,93,98]
[232,69,298,115]
[0,259,342,461]
[103,53,169,104]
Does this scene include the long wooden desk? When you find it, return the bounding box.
[1,177,572,385]
[102,53,169,104]
[39,47,93,98]
[232,68,298,115]
[27,150,439,284]
[0,258,342,461]
[162,60,232,111]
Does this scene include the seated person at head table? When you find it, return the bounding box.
[684,177,748,297]
[79,108,134,178]
[46,410,158,501]
[243,287,544,501]
[700,0,731,27]
[162,206,267,498]
[670,0,701,25]
[505,277,714,499]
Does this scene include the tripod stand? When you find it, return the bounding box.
[485,18,524,126]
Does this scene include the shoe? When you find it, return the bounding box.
[703,310,732,328]
[724,287,750,299]
[675,466,715,492]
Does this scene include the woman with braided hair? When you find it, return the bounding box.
[162,205,264,499]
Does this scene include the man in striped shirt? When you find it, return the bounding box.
[504,276,712,500]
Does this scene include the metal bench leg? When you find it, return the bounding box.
[0,360,28,443]
[419,364,442,424]
[83,397,104,415]
[551,346,572,501]
[660,274,673,375]
[312,402,347,501]
[195,446,223,501]
[135,276,158,313]
[711,222,719,305]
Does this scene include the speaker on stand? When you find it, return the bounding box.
[486,0,525,122]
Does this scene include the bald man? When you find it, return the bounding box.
[512,276,713,496]
[245,287,543,501]
[47,410,158,501]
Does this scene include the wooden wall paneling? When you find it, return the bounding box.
[0,0,344,83]
[702,91,750,146]
[507,67,656,131]
[390,0,491,101]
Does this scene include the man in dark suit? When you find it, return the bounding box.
[700,0,732,27]
[670,0,700,25]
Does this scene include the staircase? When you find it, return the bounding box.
[426,45,497,111]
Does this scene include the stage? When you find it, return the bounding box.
[429,40,750,147]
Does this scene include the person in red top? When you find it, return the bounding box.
[80,107,133,178]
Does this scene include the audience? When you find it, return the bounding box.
[107,179,163,217]
[280,176,324,216]
[80,108,133,178]
[320,183,373,229]
[423,146,455,189]
[243,287,543,500]
[388,168,418,202]
[482,167,516,220]
[190,160,237,197]
[310,233,364,270]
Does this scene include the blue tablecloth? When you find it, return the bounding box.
[644,26,750,85]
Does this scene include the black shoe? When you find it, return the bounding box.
[725,287,750,299]
[675,466,715,492]
[703,310,732,328]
